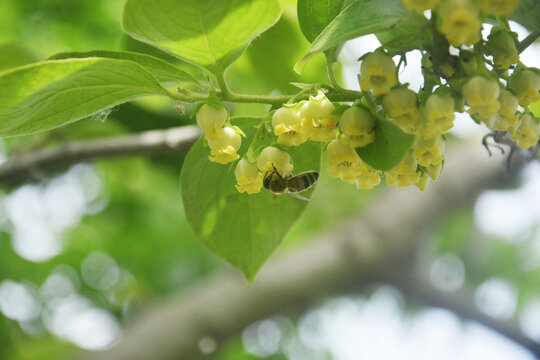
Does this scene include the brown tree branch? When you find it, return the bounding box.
[79,143,539,360]
[0,126,202,184]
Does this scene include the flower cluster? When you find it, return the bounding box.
[194,0,540,198]
[269,91,380,190]
[411,0,520,48]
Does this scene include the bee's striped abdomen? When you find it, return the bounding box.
[286,171,319,193]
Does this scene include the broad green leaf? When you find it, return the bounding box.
[297,0,348,43]
[0,58,167,137]
[181,118,322,281]
[510,0,540,32]
[48,50,201,86]
[295,0,409,72]
[122,0,282,74]
[356,119,414,171]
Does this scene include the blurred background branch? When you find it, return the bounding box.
[0,126,201,184]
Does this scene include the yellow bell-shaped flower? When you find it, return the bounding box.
[207,127,241,164]
[359,51,398,96]
[272,106,308,146]
[196,103,228,140]
[257,146,293,177]
[235,159,263,194]
[338,106,376,148]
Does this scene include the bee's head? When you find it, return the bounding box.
[262,170,274,189]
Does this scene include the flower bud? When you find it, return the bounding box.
[300,91,338,141]
[257,146,293,177]
[508,69,540,107]
[235,159,263,194]
[359,51,398,96]
[382,88,419,134]
[439,0,481,47]
[272,106,307,146]
[339,107,376,148]
[196,103,228,140]
[207,127,241,164]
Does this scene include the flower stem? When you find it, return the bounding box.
[169,87,363,107]
[517,30,540,54]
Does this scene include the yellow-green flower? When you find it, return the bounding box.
[417,94,455,138]
[510,114,540,149]
[485,30,519,70]
[327,140,362,184]
[425,162,443,180]
[491,90,520,131]
[508,69,540,107]
[300,91,338,141]
[413,136,445,167]
[272,105,308,146]
[359,51,398,96]
[339,107,376,148]
[257,146,293,177]
[382,88,420,134]
[402,0,439,12]
[480,0,519,16]
[354,162,381,190]
[385,152,421,188]
[235,159,263,194]
[415,172,430,192]
[463,76,501,119]
[207,127,241,164]
[196,103,228,140]
[439,0,481,47]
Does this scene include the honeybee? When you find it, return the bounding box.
[263,165,319,201]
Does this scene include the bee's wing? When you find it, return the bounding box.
[287,193,311,202]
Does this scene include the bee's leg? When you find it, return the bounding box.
[271,163,283,178]
[482,133,505,157]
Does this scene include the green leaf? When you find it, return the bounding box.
[510,0,540,32]
[356,119,414,171]
[181,118,322,281]
[48,50,201,86]
[375,13,430,54]
[297,0,348,43]
[295,0,409,72]
[122,0,282,74]
[0,58,167,137]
